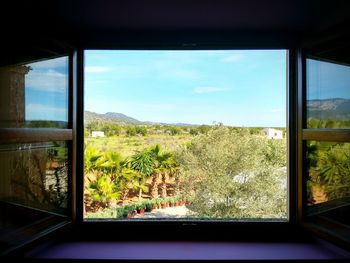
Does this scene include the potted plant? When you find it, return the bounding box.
[145,200,152,212]
[168,197,175,207]
[122,206,132,218]
[155,198,163,209]
[136,202,146,214]
[174,197,180,206]
[161,199,167,209]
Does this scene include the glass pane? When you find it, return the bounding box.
[0,141,68,215]
[306,59,350,128]
[0,57,69,128]
[0,141,69,253]
[84,50,287,220]
[306,141,350,218]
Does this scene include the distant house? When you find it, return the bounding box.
[261,128,283,139]
[91,131,105,138]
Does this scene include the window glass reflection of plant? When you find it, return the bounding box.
[307,141,350,204]
[10,142,68,211]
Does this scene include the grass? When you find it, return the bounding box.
[85,133,192,157]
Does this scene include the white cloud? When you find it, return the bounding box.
[26,104,67,121]
[222,54,243,62]
[27,103,66,113]
[28,57,68,70]
[26,69,68,92]
[85,66,112,73]
[193,86,230,94]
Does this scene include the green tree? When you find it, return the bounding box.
[89,175,120,208]
[84,147,102,174]
[317,143,350,200]
[198,125,211,134]
[125,125,137,136]
[148,145,166,199]
[97,151,123,180]
[135,126,148,136]
[168,126,181,135]
[177,126,287,218]
[130,150,154,200]
[159,152,174,198]
[102,123,121,136]
[118,166,142,203]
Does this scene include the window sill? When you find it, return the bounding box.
[25,239,350,261]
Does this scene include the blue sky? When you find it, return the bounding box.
[307,59,350,100]
[85,50,287,127]
[23,52,350,126]
[25,57,68,122]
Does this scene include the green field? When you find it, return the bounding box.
[85,133,192,158]
[84,124,290,219]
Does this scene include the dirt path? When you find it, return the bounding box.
[134,206,194,218]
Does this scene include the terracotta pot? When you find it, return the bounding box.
[140,209,145,214]
[127,213,132,218]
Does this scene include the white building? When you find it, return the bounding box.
[91,131,105,138]
[261,128,283,139]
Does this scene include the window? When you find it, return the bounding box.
[0,57,72,255]
[303,57,350,244]
[83,50,288,221]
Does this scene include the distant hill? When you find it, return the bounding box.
[307,98,350,120]
[84,111,197,126]
[85,111,141,125]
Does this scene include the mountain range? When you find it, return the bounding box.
[84,111,194,126]
[85,111,140,125]
[307,98,350,120]
[85,98,350,125]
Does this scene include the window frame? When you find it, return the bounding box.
[75,47,297,234]
[299,54,350,250]
[0,54,75,255]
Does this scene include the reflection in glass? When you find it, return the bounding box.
[306,59,350,128]
[0,57,68,128]
[0,141,68,215]
[306,141,350,215]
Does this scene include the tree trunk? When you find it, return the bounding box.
[121,189,129,204]
[161,173,167,199]
[150,173,159,199]
[174,174,181,196]
[138,188,142,200]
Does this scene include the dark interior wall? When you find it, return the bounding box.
[1,0,350,66]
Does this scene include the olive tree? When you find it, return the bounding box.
[177,126,287,219]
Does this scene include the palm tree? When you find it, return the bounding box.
[159,152,175,199]
[84,146,102,212]
[169,157,181,196]
[97,151,123,180]
[318,144,350,199]
[89,175,120,208]
[118,166,142,203]
[148,145,164,199]
[93,151,124,207]
[130,150,154,200]
[98,151,151,205]
[84,146,101,175]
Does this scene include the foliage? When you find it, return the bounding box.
[84,122,290,219]
[89,175,120,207]
[135,126,148,136]
[176,126,287,218]
[307,140,350,201]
